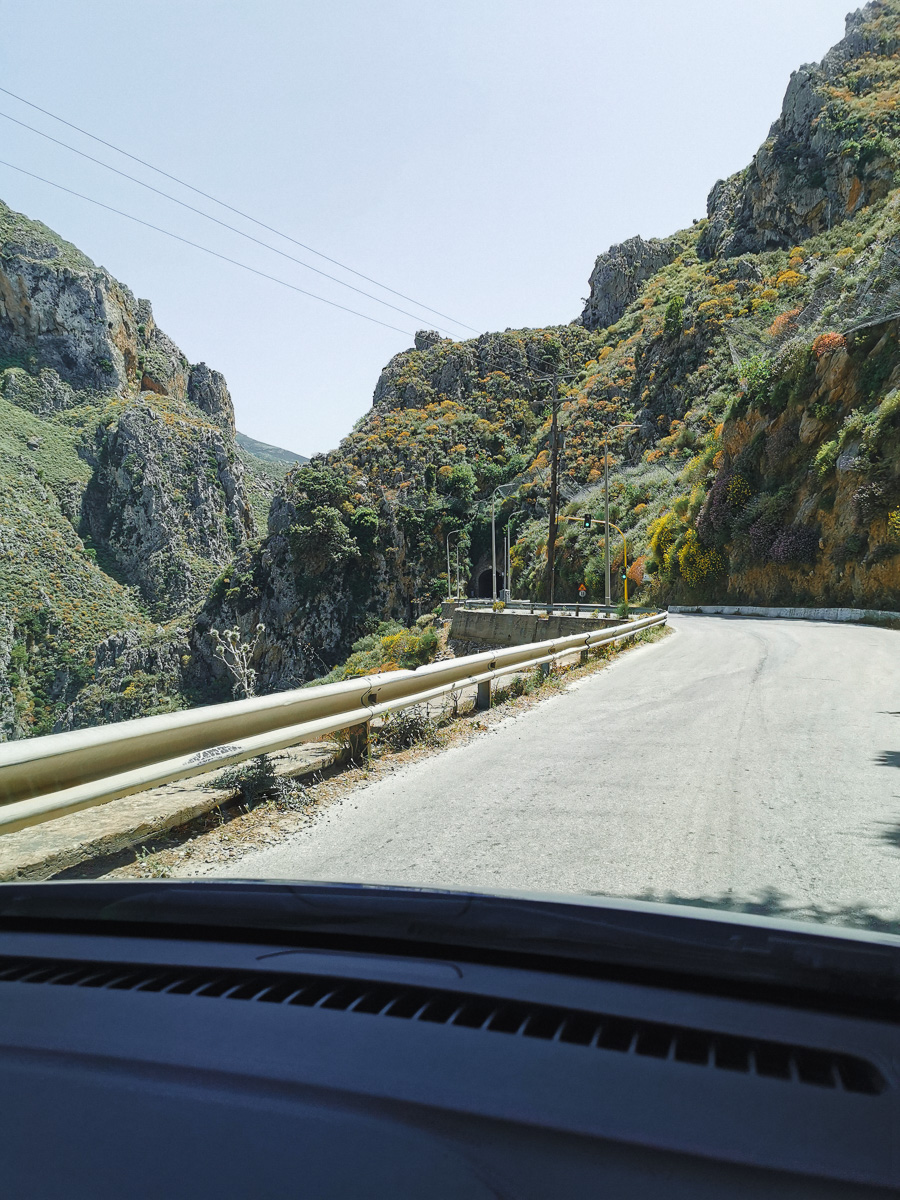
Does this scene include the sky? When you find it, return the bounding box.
[0,0,853,455]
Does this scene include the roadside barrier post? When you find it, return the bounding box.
[347,722,370,764]
[476,680,491,711]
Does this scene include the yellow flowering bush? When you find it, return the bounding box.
[677,529,725,587]
[726,475,752,508]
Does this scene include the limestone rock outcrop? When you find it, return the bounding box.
[80,396,253,615]
[578,236,676,331]
[699,2,899,259]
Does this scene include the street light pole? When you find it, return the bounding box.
[602,423,640,608]
[490,480,518,602]
[603,434,611,608]
[491,492,497,602]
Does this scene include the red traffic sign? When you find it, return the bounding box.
[578,583,587,597]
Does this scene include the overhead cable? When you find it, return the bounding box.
[0,108,456,336]
[0,158,416,337]
[0,85,481,335]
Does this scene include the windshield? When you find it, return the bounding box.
[1,0,899,949]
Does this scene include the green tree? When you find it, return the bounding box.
[446,462,477,501]
[664,295,684,337]
[289,505,358,575]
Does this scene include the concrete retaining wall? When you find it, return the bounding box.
[449,607,622,649]
[668,605,900,624]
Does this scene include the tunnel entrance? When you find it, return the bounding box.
[476,569,505,598]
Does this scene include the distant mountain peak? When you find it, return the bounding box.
[235,432,308,465]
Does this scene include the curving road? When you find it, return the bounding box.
[212,615,900,924]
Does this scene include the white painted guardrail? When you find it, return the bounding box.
[0,612,666,835]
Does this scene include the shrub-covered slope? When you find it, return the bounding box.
[198,0,900,698]
[6,1,900,732]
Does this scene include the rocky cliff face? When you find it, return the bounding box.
[0,197,255,618]
[372,327,593,411]
[578,236,676,331]
[699,317,900,609]
[79,395,252,615]
[0,201,224,406]
[191,461,413,694]
[0,197,259,734]
[698,1,900,259]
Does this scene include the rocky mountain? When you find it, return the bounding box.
[3,0,900,736]
[579,236,676,331]
[190,3,900,700]
[0,199,257,734]
[235,432,308,465]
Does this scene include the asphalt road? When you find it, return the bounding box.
[215,615,900,923]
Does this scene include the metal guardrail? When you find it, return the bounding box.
[0,612,666,835]
[457,599,657,616]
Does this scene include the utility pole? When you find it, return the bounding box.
[546,375,561,607]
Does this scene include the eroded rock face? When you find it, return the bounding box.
[192,478,410,694]
[187,362,236,426]
[80,397,253,615]
[54,625,190,732]
[698,2,899,259]
[373,327,592,412]
[0,366,79,415]
[578,236,675,331]
[0,195,255,621]
[0,200,195,399]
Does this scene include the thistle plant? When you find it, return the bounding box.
[209,624,265,698]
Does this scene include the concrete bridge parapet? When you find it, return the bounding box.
[448,607,624,653]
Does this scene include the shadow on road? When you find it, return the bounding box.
[873,816,900,851]
[596,884,900,936]
[875,750,900,768]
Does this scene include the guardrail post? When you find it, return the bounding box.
[476,680,491,710]
[579,649,588,665]
[541,662,550,679]
[347,721,370,764]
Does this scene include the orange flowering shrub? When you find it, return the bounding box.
[627,555,646,585]
[767,308,801,337]
[813,332,847,358]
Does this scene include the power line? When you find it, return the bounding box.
[0,158,416,337]
[0,85,482,336]
[0,107,457,337]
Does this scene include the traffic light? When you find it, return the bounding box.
[583,515,592,530]
[621,573,627,580]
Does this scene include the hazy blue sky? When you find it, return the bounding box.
[0,1,852,454]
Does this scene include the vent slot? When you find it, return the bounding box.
[0,954,886,1096]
